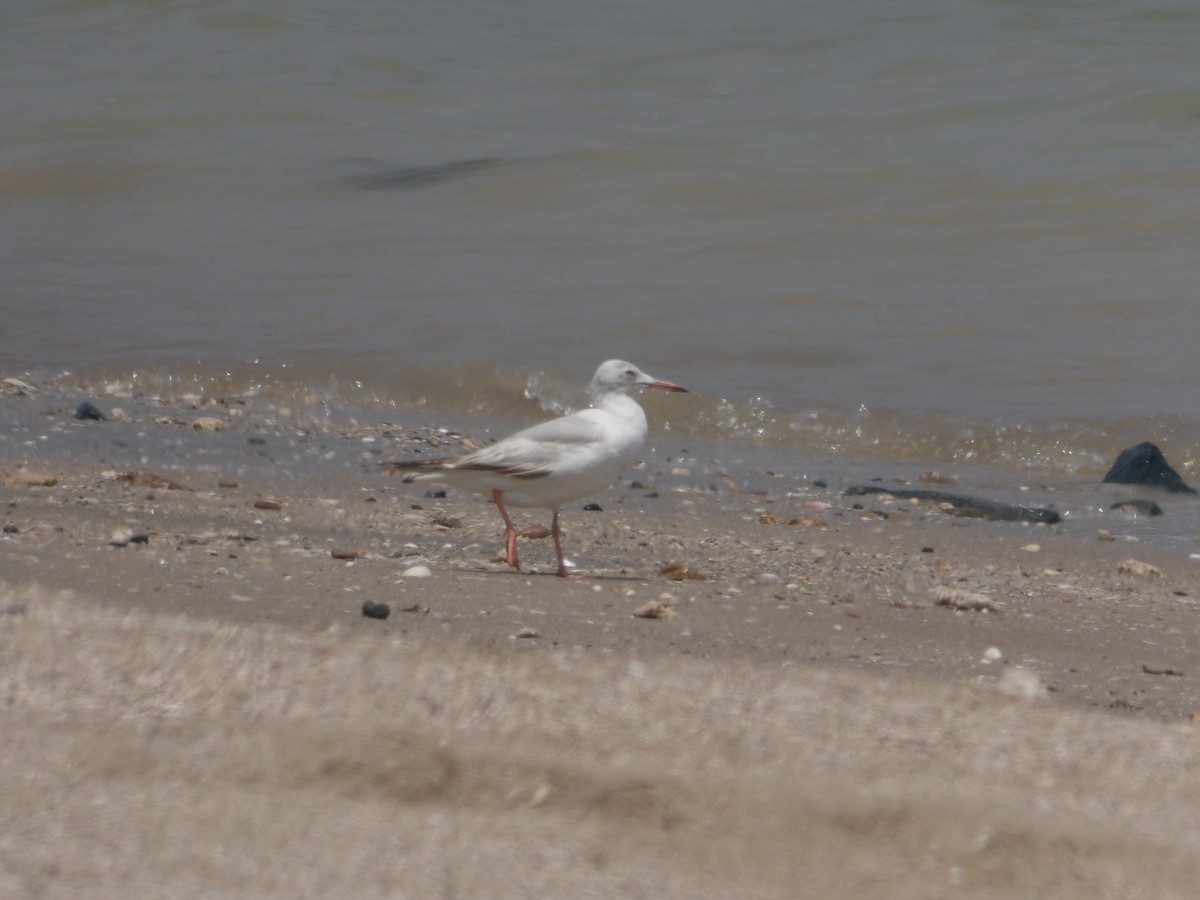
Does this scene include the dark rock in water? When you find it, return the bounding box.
[424,489,446,499]
[74,401,106,421]
[1111,499,1164,517]
[582,503,603,512]
[361,600,391,620]
[844,486,1061,524]
[1103,442,1196,494]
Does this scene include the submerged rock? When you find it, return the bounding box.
[1102,442,1196,494]
[74,401,106,421]
[844,486,1061,524]
[1110,499,1164,517]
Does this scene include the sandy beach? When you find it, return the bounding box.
[4,380,1200,898]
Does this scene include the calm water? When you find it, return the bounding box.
[5,0,1200,477]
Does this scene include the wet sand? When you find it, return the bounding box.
[3,381,1200,897]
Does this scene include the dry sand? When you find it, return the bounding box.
[3,384,1200,897]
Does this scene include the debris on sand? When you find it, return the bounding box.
[633,600,677,620]
[1116,559,1162,578]
[933,585,994,611]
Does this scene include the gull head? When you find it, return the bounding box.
[590,360,688,398]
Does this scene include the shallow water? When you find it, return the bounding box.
[4,0,1200,480]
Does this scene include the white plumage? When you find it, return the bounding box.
[396,360,687,576]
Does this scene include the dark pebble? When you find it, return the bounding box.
[813,480,827,489]
[3,524,17,534]
[247,436,267,445]
[74,401,106,421]
[425,489,446,498]
[582,503,603,512]
[362,600,391,620]
[629,480,647,490]
[921,546,934,553]
[129,532,150,544]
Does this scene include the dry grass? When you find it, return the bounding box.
[3,583,1200,898]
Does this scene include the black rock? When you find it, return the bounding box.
[424,489,446,499]
[74,401,106,421]
[1102,442,1196,493]
[362,600,391,620]
[582,503,603,512]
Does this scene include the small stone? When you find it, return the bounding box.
[1116,559,1162,578]
[515,627,539,639]
[996,668,1049,700]
[2,524,17,534]
[658,562,707,581]
[633,600,677,619]
[192,417,227,432]
[361,600,391,619]
[399,603,430,614]
[919,471,957,485]
[1141,664,1184,677]
[582,503,603,512]
[74,401,107,421]
[331,548,362,560]
[401,564,432,578]
[116,471,190,491]
[520,524,552,539]
[982,646,1003,662]
[109,528,130,546]
[1111,499,1164,517]
[1021,543,1040,553]
[424,489,446,499]
[253,499,283,511]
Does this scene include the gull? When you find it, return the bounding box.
[390,360,687,577]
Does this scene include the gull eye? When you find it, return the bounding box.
[625,369,636,378]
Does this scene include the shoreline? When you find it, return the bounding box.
[3,378,1200,720]
[5,377,1200,895]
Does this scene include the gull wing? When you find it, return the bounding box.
[450,409,612,479]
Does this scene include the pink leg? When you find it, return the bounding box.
[551,509,582,577]
[492,489,520,571]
